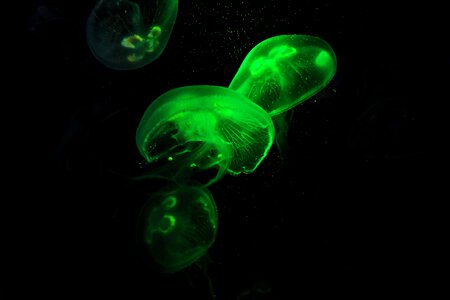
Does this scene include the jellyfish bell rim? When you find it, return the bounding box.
[135,85,275,137]
[230,34,337,116]
[135,85,276,178]
[135,183,218,273]
[86,0,179,70]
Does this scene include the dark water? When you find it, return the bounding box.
[14,1,445,299]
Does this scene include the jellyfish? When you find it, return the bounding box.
[86,0,178,70]
[137,184,218,273]
[136,85,275,186]
[229,34,337,116]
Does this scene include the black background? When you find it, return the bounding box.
[15,0,445,298]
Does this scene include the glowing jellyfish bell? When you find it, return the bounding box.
[229,34,337,116]
[136,85,275,186]
[137,184,218,273]
[86,0,178,70]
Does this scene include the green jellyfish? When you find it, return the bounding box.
[229,34,337,116]
[137,184,218,273]
[86,0,178,70]
[136,85,275,186]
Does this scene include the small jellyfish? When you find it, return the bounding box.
[137,184,218,273]
[86,0,178,70]
[229,34,337,116]
[136,85,275,186]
